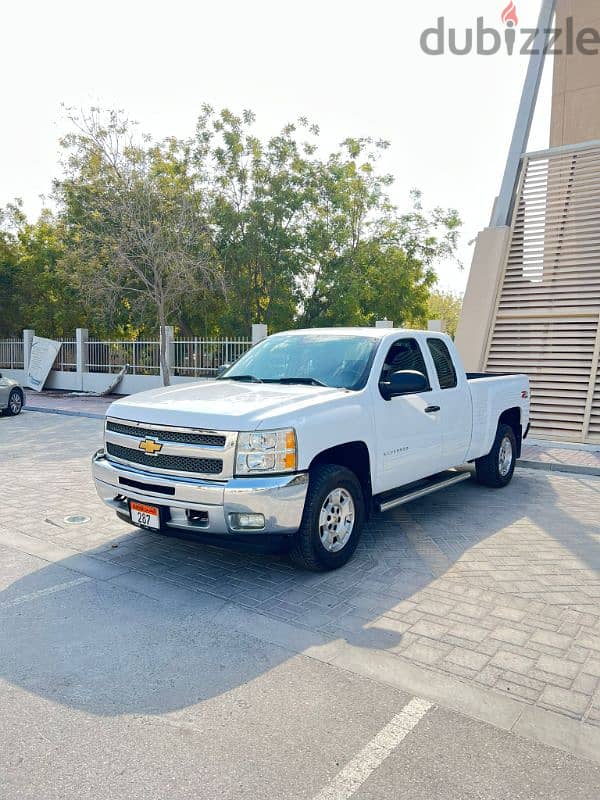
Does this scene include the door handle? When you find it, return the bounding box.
[424,405,440,413]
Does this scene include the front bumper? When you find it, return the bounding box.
[92,449,308,535]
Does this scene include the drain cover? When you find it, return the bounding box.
[63,515,91,525]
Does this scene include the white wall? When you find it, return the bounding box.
[1,369,210,395]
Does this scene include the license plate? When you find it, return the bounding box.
[129,500,160,530]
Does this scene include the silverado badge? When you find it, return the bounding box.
[139,437,163,455]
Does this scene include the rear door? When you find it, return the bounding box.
[425,337,472,468]
[373,336,442,493]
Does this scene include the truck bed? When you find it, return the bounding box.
[464,371,530,463]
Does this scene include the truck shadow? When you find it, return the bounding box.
[1,468,599,717]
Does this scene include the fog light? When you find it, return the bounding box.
[229,513,265,530]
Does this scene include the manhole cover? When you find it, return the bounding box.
[63,515,91,525]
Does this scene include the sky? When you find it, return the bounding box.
[0,0,555,294]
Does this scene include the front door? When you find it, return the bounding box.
[374,337,442,494]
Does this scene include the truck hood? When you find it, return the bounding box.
[107,380,351,431]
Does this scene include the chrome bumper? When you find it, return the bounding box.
[92,449,308,535]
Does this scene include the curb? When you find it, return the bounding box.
[517,459,600,478]
[24,406,106,421]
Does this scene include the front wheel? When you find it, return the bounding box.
[289,464,365,571]
[5,388,23,416]
[475,423,517,488]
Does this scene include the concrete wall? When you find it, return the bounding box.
[1,369,209,395]
[454,227,511,372]
[551,0,600,146]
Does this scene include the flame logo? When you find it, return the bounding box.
[501,1,519,26]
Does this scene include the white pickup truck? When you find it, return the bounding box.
[93,328,530,571]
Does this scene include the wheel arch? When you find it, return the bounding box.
[309,441,372,505]
[498,407,522,458]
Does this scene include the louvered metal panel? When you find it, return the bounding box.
[485,142,600,443]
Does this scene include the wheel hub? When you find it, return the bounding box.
[319,488,355,552]
[9,392,22,414]
[498,436,513,477]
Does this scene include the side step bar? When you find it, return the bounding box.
[376,468,472,513]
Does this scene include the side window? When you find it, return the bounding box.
[381,338,430,387]
[427,338,457,389]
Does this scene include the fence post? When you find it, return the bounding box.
[23,329,34,375]
[76,328,89,371]
[76,328,88,390]
[375,319,394,329]
[427,320,446,333]
[160,325,175,382]
[252,324,268,345]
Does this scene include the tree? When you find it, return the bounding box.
[300,143,461,328]
[427,289,464,338]
[0,202,87,338]
[4,104,463,347]
[190,108,318,333]
[56,109,223,384]
[189,109,461,332]
[0,208,21,337]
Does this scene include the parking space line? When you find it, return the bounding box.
[312,696,432,800]
[0,577,91,609]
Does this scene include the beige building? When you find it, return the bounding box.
[456,0,600,443]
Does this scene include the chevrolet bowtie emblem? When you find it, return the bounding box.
[139,437,163,455]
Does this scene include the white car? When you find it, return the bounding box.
[93,328,530,571]
[0,374,24,416]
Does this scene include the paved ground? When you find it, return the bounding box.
[1,410,600,797]
[521,444,600,475]
[24,389,116,417]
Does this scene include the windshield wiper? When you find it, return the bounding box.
[222,374,263,383]
[272,377,329,387]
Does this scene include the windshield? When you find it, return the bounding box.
[219,334,379,391]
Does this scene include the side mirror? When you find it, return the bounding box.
[216,363,231,377]
[379,370,429,401]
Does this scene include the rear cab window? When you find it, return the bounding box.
[427,338,457,389]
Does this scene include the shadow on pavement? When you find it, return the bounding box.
[3,461,599,718]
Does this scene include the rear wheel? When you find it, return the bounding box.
[5,388,23,416]
[475,423,517,488]
[289,464,365,571]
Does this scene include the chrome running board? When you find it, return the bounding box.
[376,468,472,513]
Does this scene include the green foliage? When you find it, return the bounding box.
[0,202,87,337]
[427,289,464,338]
[1,105,462,339]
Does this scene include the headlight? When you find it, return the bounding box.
[235,428,297,475]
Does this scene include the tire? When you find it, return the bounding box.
[289,464,365,571]
[475,423,517,488]
[5,388,23,416]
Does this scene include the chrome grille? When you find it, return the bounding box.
[106,420,226,447]
[106,442,223,475]
[104,416,235,479]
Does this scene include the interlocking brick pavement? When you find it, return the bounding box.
[2,410,600,726]
[521,441,600,475]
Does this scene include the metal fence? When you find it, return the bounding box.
[0,340,24,370]
[88,340,162,375]
[52,340,77,372]
[0,334,253,379]
[173,338,251,377]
